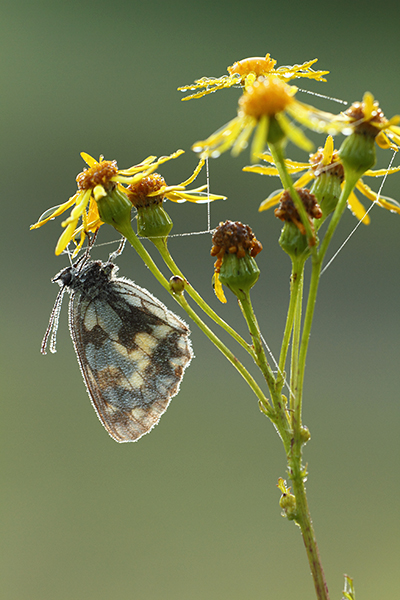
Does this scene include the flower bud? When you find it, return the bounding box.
[337,97,388,178]
[299,425,311,445]
[211,220,262,302]
[169,275,186,295]
[126,174,173,239]
[275,188,322,258]
[277,478,297,521]
[308,141,344,224]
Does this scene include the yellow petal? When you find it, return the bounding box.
[322,135,334,164]
[250,114,269,162]
[375,131,399,151]
[30,193,80,229]
[356,179,377,201]
[375,195,400,215]
[243,164,280,175]
[213,272,227,303]
[259,189,284,211]
[364,165,400,177]
[347,191,370,224]
[80,152,99,167]
[276,111,314,152]
[178,158,205,187]
[293,172,314,187]
[55,222,77,255]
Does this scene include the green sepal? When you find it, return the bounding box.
[310,171,342,228]
[279,221,313,260]
[218,252,260,299]
[96,187,132,230]
[338,132,376,179]
[136,204,173,239]
[267,115,286,146]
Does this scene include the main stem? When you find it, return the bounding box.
[291,474,330,600]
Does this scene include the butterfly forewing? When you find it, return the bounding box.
[56,260,192,442]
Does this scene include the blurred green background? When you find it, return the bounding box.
[1,0,399,598]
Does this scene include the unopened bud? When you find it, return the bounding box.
[211,220,262,301]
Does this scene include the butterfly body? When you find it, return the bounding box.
[49,259,193,443]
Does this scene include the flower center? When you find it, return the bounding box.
[239,77,294,119]
[126,174,166,208]
[344,100,387,137]
[275,188,322,234]
[76,160,118,190]
[228,54,277,78]
[310,148,345,181]
[211,220,262,264]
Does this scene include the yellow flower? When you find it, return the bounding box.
[178,53,329,101]
[338,92,400,150]
[30,150,185,255]
[192,76,342,162]
[126,157,226,207]
[244,136,400,224]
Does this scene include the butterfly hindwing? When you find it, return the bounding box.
[56,260,192,442]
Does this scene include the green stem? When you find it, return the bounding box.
[318,173,359,263]
[116,221,273,415]
[295,172,359,410]
[289,266,304,414]
[291,474,330,600]
[278,257,305,391]
[149,235,255,358]
[287,256,329,600]
[269,141,317,249]
[178,294,273,416]
[238,291,291,452]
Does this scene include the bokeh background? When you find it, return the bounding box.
[2,0,399,598]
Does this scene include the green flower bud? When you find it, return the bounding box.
[211,220,262,302]
[277,478,297,521]
[299,425,311,445]
[169,275,186,295]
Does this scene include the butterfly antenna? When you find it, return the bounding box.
[41,286,67,355]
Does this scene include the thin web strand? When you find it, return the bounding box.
[205,156,211,231]
[321,151,397,276]
[297,88,348,106]
[259,332,295,399]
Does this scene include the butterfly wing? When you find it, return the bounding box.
[68,277,193,442]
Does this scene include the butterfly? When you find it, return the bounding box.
[42,251,193,442]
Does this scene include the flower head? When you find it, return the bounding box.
[125,158,226,240]
[126,158,226,207]
[30,150,186,255]
[339,92,400,150]
[192,76,342,161]
[211,220,262,303]
[178,53,329,101]
[244,136,400,224]
[274,188,322,234]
